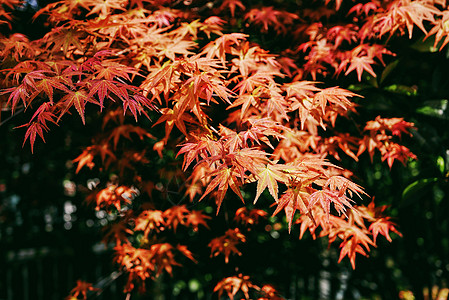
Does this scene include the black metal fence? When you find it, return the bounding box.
[1,245,125,300]
[0,195,127,300]
[1,246,353,300]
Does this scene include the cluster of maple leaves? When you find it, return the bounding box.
[1,0,446,298]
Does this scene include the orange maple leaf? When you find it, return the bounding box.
[214,274,259,300]
[199,167,244,213]
[67,280,100,300]
[209,228,246,263]
[369,217,403,243]
[253,162,290,203]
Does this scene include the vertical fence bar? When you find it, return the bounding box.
[319,270,331,300]
[22,263,29,300]
[6,266,13,300]
[111,274,117,300]
[67,260,73,295]
[289,274,297,300]
[52,257,58,300]
[37,258,44,300]
[4,248,121,300]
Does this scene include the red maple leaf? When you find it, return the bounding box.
[214,274,259,300]
[209,228,246,263]
[67,280,100,300]
[369,217,403,243]
[345,55,377,81]
[199,167,244,213]
[218,0,246,17]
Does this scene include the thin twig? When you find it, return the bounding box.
[92,270,123,298]
[0,107,25,127]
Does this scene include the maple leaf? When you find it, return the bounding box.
[73,147,96,173]
[173,19,203,40]
[72,143,117,173]
[108,124,154,149]
[214,274,259,300]
[42,26,86,56]
[337,237,369,269]
[323,134,360,161]
[57,90,97,124]
[134,210,165,237]
[357,134,380,161]
[284,80,321,100]
[325,0,343,11]
[0,33,36,61]
[114,244,154,289]
[4,84,29,113]
[199,167,244,213]
[201,16,225,38]
[183,161,212,201]
[382,143,417,168]
[185,210,211,231]
[259,284,283,300]
[94,60,137,82]
[154,107,198,139]
[35,76,69,103]
[308,189,355,219]
[155,39,197,61]
[324,176,366,199]
[17,102,56,153]
[369,217,402,243]
[184,70,233,105]
[231,147,269,178]
[150,243,181,276]
[94,185,137,211]
[88,79,127,110]
[313,87,358,115]
[85,0,127,18]
[273,188,312,232]
[426,10,449,50]
[0,0,21,10]
[366,116,415,137]
[152,7,177,27]
[2,0,425,291]
[241,117,286,147]
[174,244,196,264]
[244,7,298,34]
[366,0,441,39]
[163,205,189,232]
[4,68,62,112]
[218,0,246,17]
[348,2,379,16]
[201,33,248,63]
[177,136,221,171]
[233,73,273,96]
[102,221,133,246]
[67,280,100,300]
[234,207,267,226]
[344,55,377,81]
[327,25,359,48]
[253,162,289,204]
[209,228,246,263]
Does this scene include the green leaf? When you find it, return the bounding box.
[402,178,439,206]
[380,60,399,84]
[410,36,439,53]
[436,156,445,174]
[383,84,418,96]
[347,83,372,92]
[416,99,448,120]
